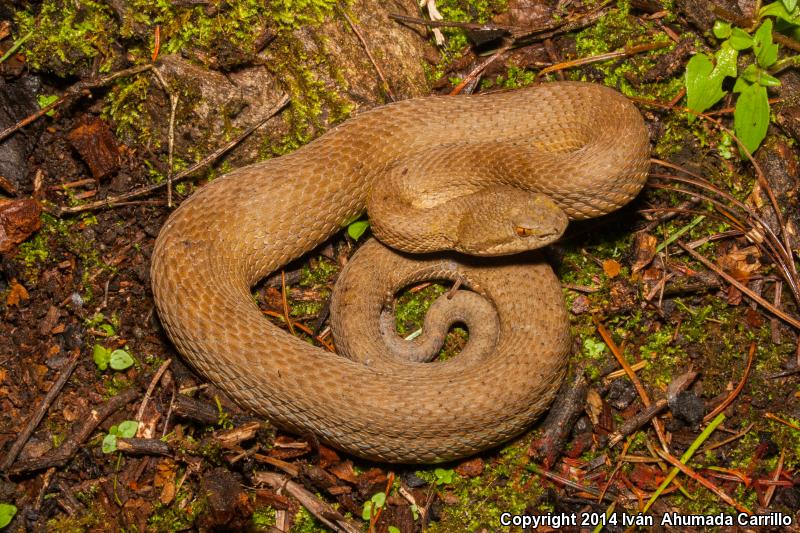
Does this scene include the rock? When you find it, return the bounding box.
[0,75,42,193]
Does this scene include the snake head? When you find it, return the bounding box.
[455,188,568,256]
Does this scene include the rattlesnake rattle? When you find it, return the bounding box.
[150,82,650,463]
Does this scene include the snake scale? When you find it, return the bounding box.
[151,82,650,463]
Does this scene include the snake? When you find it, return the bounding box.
[150,82,650,463]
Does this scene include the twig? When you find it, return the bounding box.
[281,270,296,336]
[340,8,395,101]
[703,342,755,422]
[0,64,153,144]
[763,449,785,507]
[537,40,670,78]
[254,471,362,533]
[642,413,726,513]
[526,462,622,502]
[605,399,669,449]
[0,31,32,64]
[677,241,800,330]
[151,67,180,207]
[57,94,290,215]
[8,388,139,474]
[699,423,754,453]
[135,358,173,428]
[764,412,800,431]
[655,447,751,514]
[528,364,589,467]
[0,350,81,471]
[594,318,668,450]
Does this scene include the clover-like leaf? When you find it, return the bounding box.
[713,20,732,39]
[93,344,110,371]
[361,501,375,520]
[117,420,139,438]
[102,433,118,454]
[434,467,455,485]
[109,349,134,370]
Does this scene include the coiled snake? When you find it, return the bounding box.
[151,82,650,463]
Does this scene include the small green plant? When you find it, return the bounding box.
[36,94,59,116]
[685,1,800,154]
[685,18,779,154]
[102,420,138,453]
[347,219,370,241]
[0,503,16,529]
[433,467,455,485]
[361,492,386,520]
[92,344,134,371]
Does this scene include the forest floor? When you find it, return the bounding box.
[1,0,800,531]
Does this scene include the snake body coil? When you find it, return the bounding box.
[151,82,650,463]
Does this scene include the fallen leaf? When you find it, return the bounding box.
[632,232,658,273]
[603,259,621,278]
[6,280,29,306]
[0,198,42,253]
[67,117,120,179]
[455,457,484,477]
[586,388,603,426]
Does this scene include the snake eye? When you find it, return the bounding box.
[515,226,537,237]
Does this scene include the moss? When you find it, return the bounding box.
[252,506,277,529]
[290,506,326,532]
[14,0,117,75]
[267,0,338,30]
[394,284,448,336]
[424,0,508,84]
[263,35,354,157]
[422,442,545,531]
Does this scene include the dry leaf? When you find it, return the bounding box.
[632,232,658,273]
[6,280,29,306]
[603,259,621,278]
[0,198,41,253]
[586,388,603,425]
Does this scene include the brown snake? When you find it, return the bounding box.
[151,82,650,463]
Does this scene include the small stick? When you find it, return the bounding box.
[135,358,173,426]
[594,318,669,450]
[0,350,81,471]
[115,437,172,456]
[699,423,754,453]
[281,270,296,336]
[655,447,751,514]
[677,241,800,330]
[703,342,755,422]
[340,8,395,101]
[57,94,290,215]
[254,471,363,533]
[151,67,180,207]
[8,388,139,474]
[0,64,153,143]
[537,41,670,78]
[605,399,668,448]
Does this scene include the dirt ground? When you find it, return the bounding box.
[1,0,800,531]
